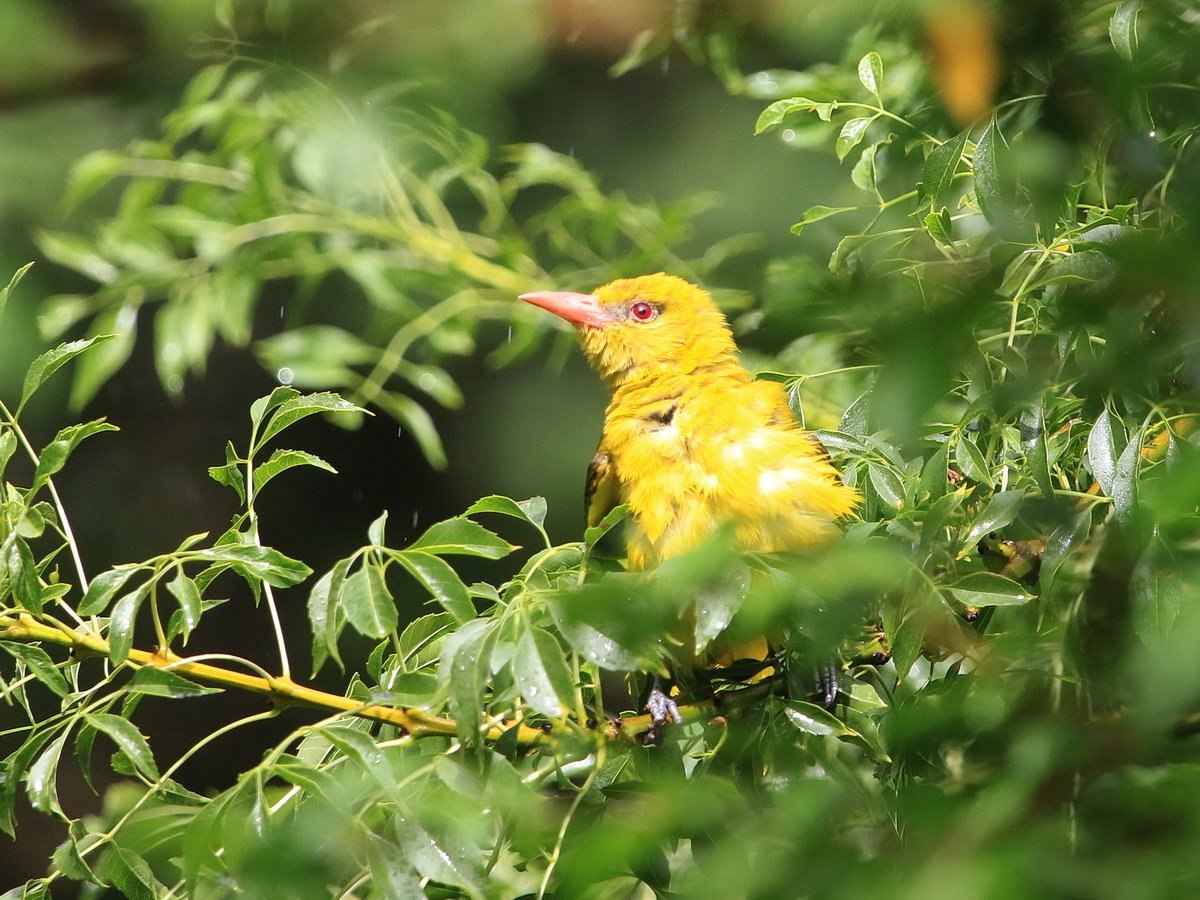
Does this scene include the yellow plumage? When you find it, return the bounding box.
[522,273,859,573]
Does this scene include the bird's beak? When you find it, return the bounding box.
[519,290,614,328]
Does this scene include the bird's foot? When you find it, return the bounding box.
[812,660,842,711]
[642,680,682,745]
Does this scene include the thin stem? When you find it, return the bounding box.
[538,744,604,900]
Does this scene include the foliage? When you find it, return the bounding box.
[4,1,1200,898]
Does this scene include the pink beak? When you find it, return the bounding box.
[519,290,614,328]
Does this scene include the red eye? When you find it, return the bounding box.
[629,301,657,322]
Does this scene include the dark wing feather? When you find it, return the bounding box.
[584,448,619,528]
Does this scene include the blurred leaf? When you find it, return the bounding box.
[790,205,859,237]
[375,391,448,471]
[166,568,202,641]
[1109,0,1142,61]
[1131,529,1180,642]
[946,571,1033,607]
[69,305,137,411]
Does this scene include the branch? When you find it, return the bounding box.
[0,613,763,747]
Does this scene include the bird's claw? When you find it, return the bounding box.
[812,661,841,711]
[642,684,682,745]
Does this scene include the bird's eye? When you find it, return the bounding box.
[629,301,658,322]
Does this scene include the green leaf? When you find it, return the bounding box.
[30,420,120,495]
[395,550,474,622]
[87,713,159,780]
[69,304,138,411]
[27,728,70,817]
[391,811,486,896]
[693,564,750,654]
[1109,0,1142,61]
[18,337,116,415]
[0,262,33,326]
[108,583,150,665]
[754,97,834,134]
[398,612,455,668]
[0,429,15,480]
[1087,408,1124,497]
[963,489,1024,550]
[1112,428,1141,524]
[835,116,873,161]
[78,566,138,616]
[308,558,349,673]
[972,117,1010,225]
[410,517,517,559]
[924,208,953,246]
[342,563,397,638]
[889,611,925,679]
[125,666,221,698]
[207,440,246,504]
[196,543,312,587]
[375,391,448,471]
[166,568,203,640]
[1131,530,1180,643]
[921,130,968,209]
[857,51,883,98]
[781,699,854,737]
[790,205,858,237]
[0,643,68,698]
[850,140,883,194]
[438,618,499,748]
[946,571,1033,607]
[513,625,573,718]
[3,535,43,614]
[463,495,549,535]
[365,833,425,897]
[868,463,905,509]
[955,435,991,486]
[36,231,117,283]
[258,391,361,447]
[252,448,336,494]
[918,439,951,502]
[98,846,169,899]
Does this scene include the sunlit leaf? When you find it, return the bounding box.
[946,571,1033,607]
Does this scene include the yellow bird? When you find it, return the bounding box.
[520,273,859,722]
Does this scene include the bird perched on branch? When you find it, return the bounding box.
[520,273,859,726]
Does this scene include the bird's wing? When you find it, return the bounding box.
[585,447,620,528]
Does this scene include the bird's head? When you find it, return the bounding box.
[520,273,737,386]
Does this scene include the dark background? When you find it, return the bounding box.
[0,0,866,884]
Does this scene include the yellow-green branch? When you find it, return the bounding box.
[0,613,757,747]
